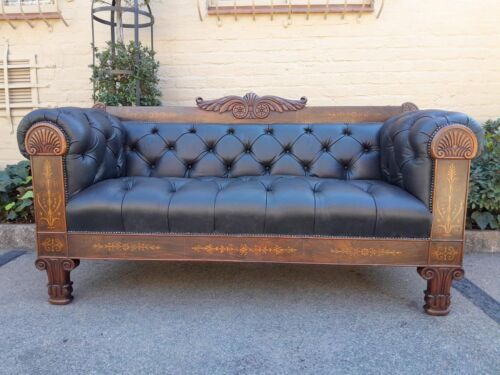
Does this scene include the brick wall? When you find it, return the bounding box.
[1,0,499,165]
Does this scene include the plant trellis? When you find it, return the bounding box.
[0,41,53,131]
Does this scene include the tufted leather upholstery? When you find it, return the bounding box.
[123,122,383,180]
[19,107,484,239]
[380,110,483,207]
[66,176,432,238]
[17,108,126,198]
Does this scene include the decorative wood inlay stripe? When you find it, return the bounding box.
[330,247,402,257]
[92,242,161,252]
[192,244,297,256]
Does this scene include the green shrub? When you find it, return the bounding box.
[91,41,161,106]
[467,119,500,230]
[0,161,34,223]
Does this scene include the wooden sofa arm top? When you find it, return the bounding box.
[25,122,68,156]
[430,124,479,160]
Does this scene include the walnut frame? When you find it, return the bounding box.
[26,96,479,315]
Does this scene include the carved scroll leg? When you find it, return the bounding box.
[35,258,80,305]
[417,267,464,316]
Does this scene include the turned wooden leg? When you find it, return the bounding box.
[417,267,464,316]
[35,258,80,305]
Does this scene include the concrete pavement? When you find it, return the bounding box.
[0,250,498,375]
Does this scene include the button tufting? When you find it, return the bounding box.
[304,127,313,134]
[151,128,159,134]
[343,128,352,136]
[227,128,235,135]
[189,128,197,134]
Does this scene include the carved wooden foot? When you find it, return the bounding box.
[417,267,464,316]
[35,258,80,305]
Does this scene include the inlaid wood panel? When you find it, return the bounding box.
[105,103,415,124]
[431,159,470,241]
[428,241,463,266]
[31,156,67,233]
[37,232,68,257]
[68,233,429,266]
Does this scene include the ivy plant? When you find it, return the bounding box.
[467,119,500,230]
[0,161,34,223]
[91,40,161,106]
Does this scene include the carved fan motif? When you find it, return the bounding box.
[431,125,478,159]
[196,92,308,119]
[25,124,67,156]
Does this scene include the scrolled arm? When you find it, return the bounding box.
[18,108,126,198]
[380,110,484,207]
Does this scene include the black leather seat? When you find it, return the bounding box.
[66,175,432,238]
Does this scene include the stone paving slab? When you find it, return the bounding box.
[0,251,498,375]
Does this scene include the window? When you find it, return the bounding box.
[207,0,375,16]
[2,0,53,6]
[1,0,62,23]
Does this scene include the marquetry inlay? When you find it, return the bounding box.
[36,160,63,230]
[435,163,464,236]
[429,243,461,264]
[330,246,402,257]
[192,244,297,256]
[40,236,65,253]
[92,242,161,252]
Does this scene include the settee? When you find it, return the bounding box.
[18,93,483,315]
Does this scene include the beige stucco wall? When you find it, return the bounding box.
[1,0,499,166]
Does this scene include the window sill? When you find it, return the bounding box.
[207,3,374,16]
[0,12,60,20]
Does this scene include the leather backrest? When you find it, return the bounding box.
[123,122,383,180]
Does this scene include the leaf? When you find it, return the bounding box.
[15,199,32,212]
[471,211,495,230]
[20,191,33,200]
[4,202,16,211]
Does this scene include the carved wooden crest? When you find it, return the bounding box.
[93,102,107,111]
[431,124,478,159]
[401,102,419,112]
[25,123,67,156]
[196,92,307,119]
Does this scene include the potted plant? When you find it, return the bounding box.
[91,0,161,106]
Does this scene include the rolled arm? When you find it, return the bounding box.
[380,109,484,207]
[18,108,126,198]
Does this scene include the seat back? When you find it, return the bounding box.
[123,122,383,180]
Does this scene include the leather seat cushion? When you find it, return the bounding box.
[66,176,432,238]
